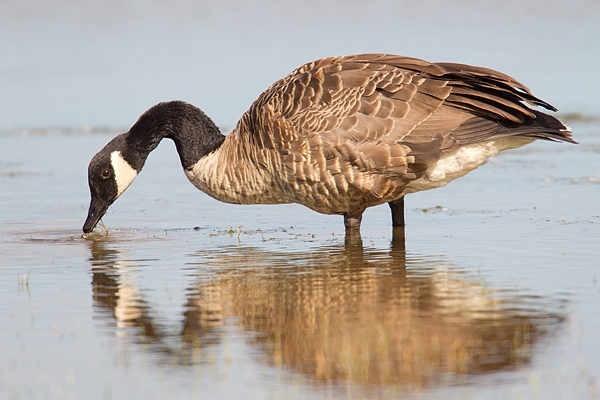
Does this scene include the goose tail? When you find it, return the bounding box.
[516,110,576,144]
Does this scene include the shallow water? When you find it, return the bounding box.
[2,1,600,399]
[1,120,599,399]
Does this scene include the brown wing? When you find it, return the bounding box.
[234,53,573,215]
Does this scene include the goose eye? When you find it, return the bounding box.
[101,169,111,179]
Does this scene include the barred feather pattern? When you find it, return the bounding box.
[186,54,574,217]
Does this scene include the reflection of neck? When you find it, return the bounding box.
[89,242,149,337]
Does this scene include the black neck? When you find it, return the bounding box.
[123,101,226,171]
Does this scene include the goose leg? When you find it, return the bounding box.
[344,230,364,249]
[344,213,363,245]
[343,213,363,231]
[390,225,406,265]
[388,197,406,227]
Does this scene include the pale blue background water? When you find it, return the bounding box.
[1,0,599,130]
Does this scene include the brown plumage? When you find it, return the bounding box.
[84,54,575,234]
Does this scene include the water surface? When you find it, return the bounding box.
[1,119,599,399]
[1,1,600,399]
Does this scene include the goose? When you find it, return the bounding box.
[83,53,575,234]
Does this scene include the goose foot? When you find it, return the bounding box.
[343,213,363,247]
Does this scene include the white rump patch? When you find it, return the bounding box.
[405,137,533,194]
[110,151,138,197]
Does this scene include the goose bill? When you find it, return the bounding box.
[83,197,110,233]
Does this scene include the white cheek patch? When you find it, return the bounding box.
[110,151,138,197]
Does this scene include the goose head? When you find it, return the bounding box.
[83,134,139,233]
[82,101,226,234]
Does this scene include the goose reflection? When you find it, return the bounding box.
[87,231,565,386]
[88,240,221,360]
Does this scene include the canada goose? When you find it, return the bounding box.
[83,53,575,234]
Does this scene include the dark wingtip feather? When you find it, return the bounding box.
[530,111,577,144]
